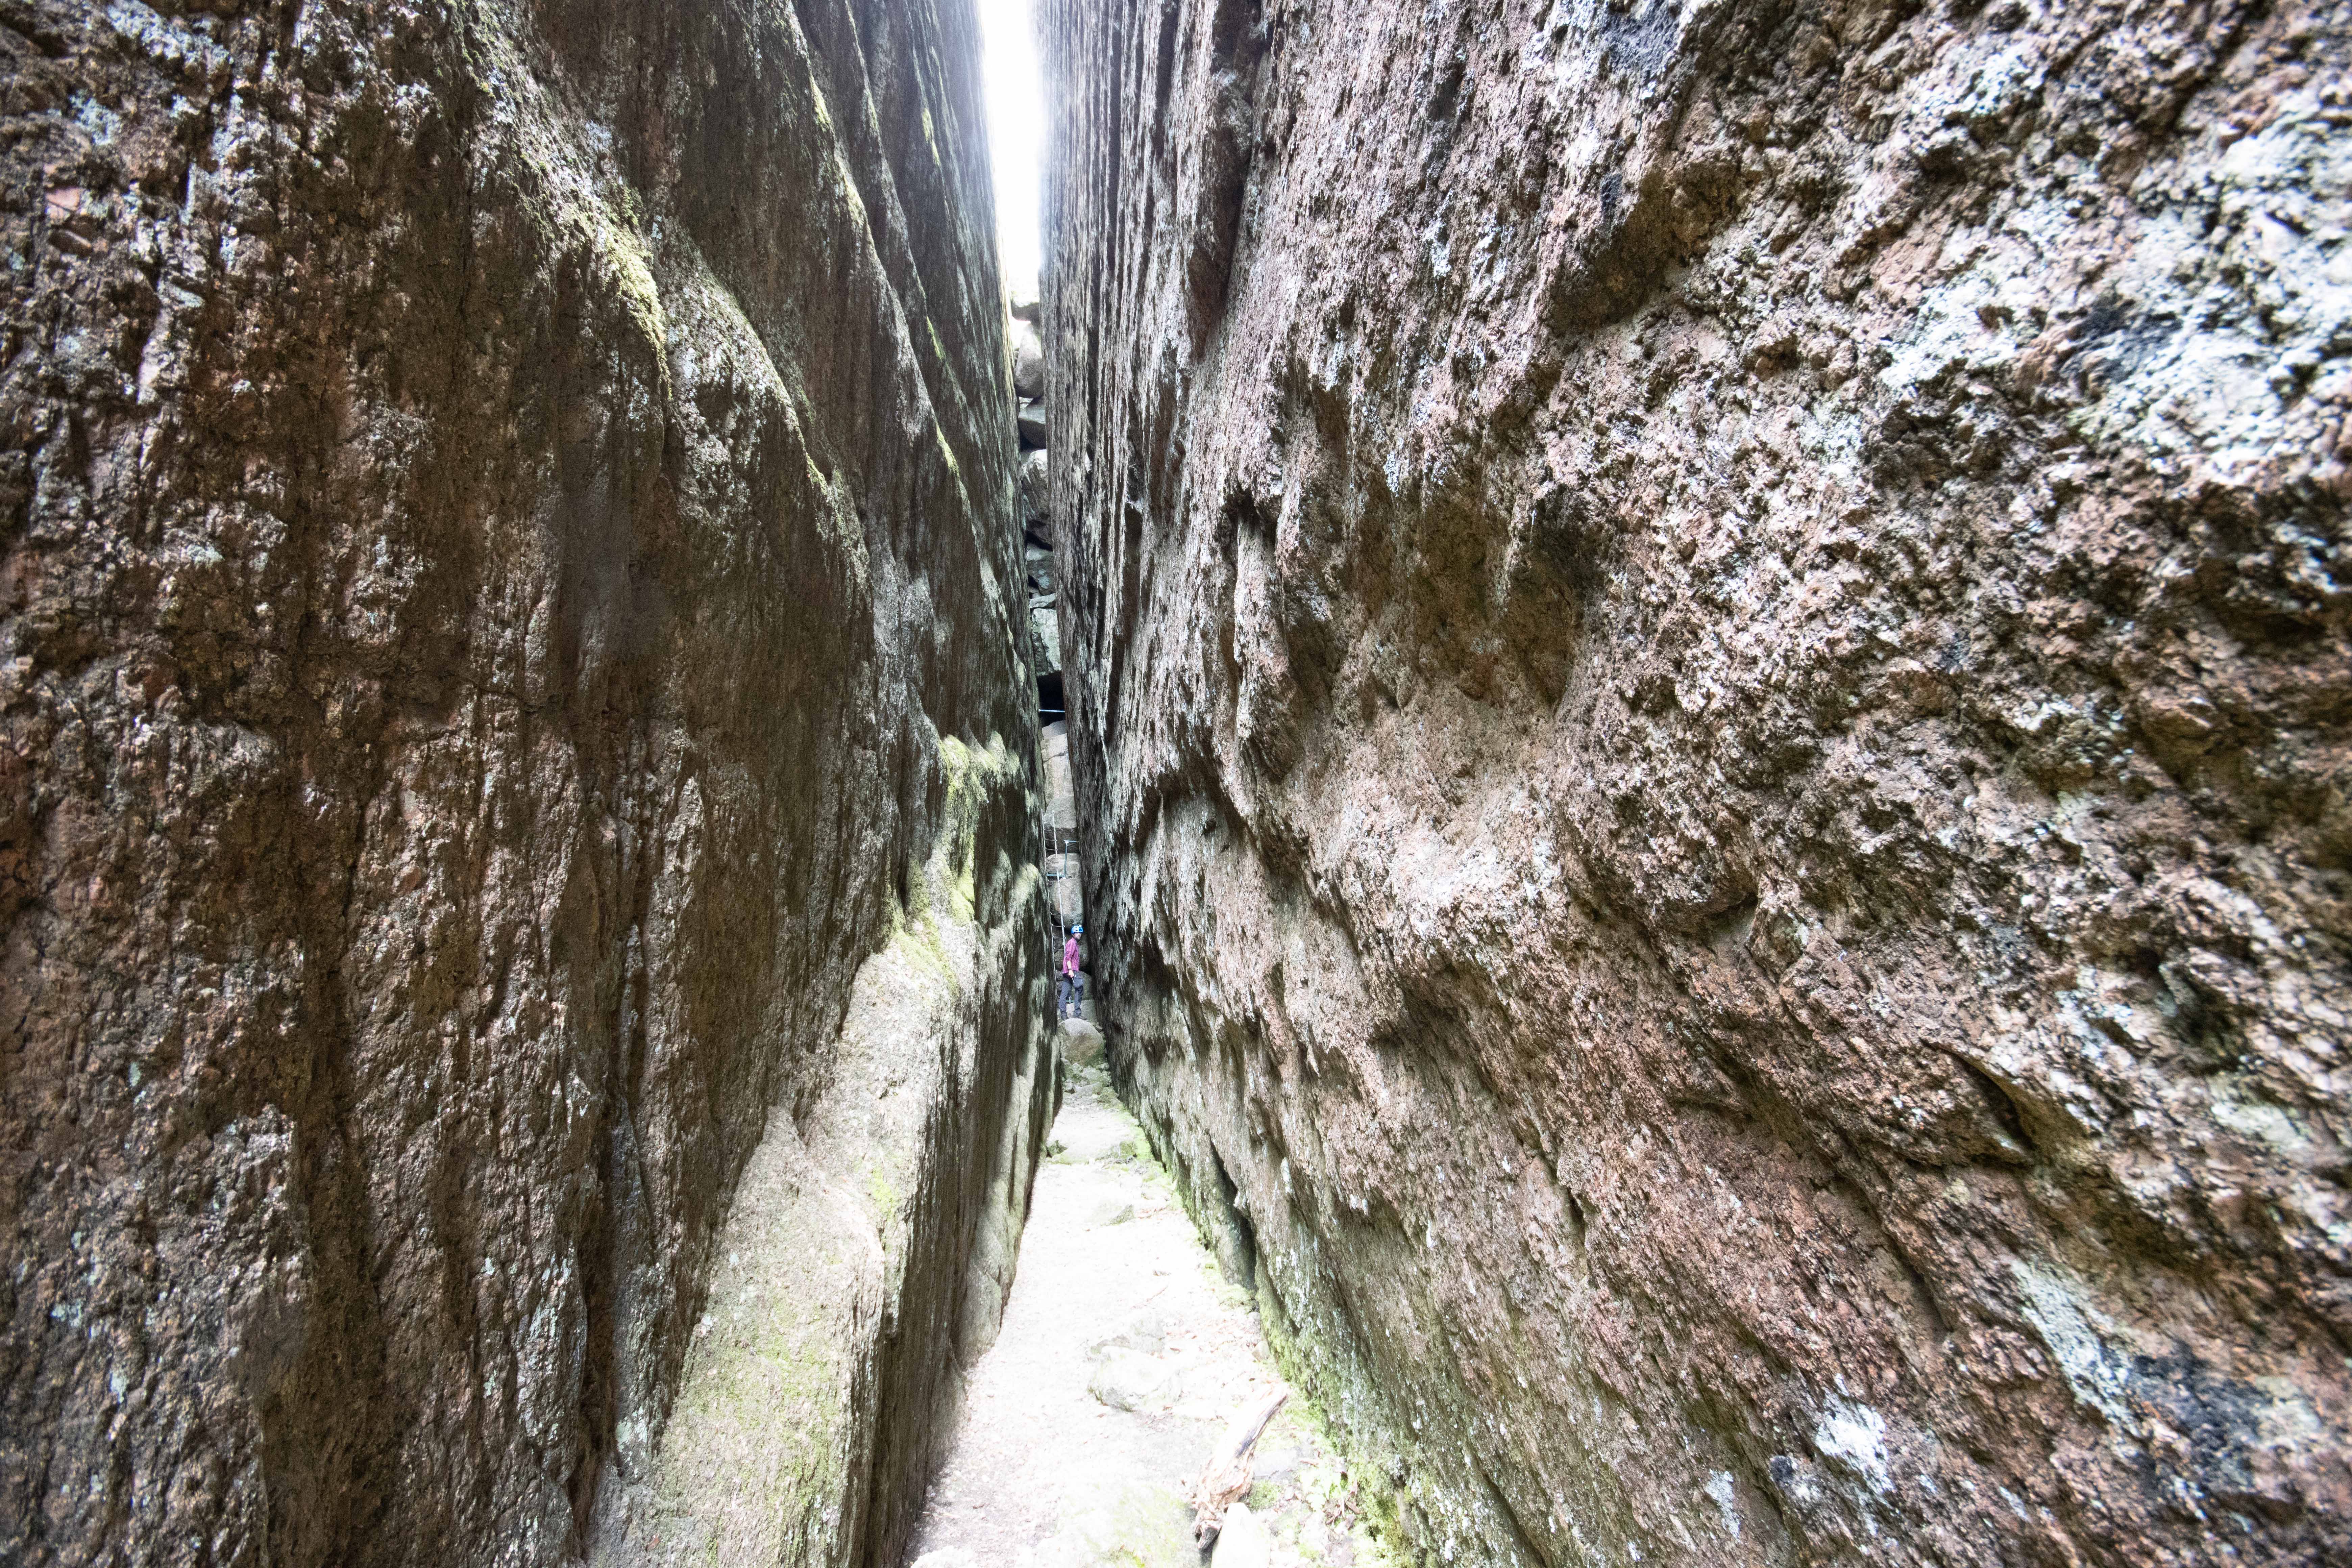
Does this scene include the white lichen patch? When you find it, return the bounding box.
[1812,1399,1893,1495]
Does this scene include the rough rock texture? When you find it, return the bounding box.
[1,3,1052,1566]
[1041,3,2351,1566]
[1018,317,1064,684]
[587,735,1054,1568]
[1044,722,1085,931]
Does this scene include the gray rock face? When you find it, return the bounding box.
[1043,724,1084,927]
[1013,319,1049,400]
[1041,3,2351,1567]
[1027,543,1059,596]
[1,4,1050,1567]
[1023,447,1053,525]
[1033,598,1066,678]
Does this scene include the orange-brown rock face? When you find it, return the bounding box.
[1,3,1052,1565]
[1040,2,2349,1564]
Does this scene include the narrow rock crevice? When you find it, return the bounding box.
[5,1,2349,1565]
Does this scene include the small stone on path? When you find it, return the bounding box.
[1210,1503,1273,1568]
[1090,1349,1175,1412]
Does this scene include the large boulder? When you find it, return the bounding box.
[1022,445,1053,523]
[1032,599,1064,677]
[1013,319,1048,398]
[1026,543,1058,596]
[1060,1018,1108,1068]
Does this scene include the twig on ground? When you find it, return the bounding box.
[1190,1386,1290,1545]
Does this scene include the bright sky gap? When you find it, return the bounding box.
[975,0,1045,300]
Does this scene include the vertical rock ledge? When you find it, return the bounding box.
[1,2,1052,1565]
[1041,3,2350,1566]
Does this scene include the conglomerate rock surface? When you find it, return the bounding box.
[1040,2,2350,1565]
[1,2,1053,1565]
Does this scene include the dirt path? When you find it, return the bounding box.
[909,1051,1393,1568]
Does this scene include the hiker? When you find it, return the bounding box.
[1059,924,1085,1019]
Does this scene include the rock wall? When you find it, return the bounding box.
[1015,302,1064,695]
[1040,3,2350,1566]
[1,3,1052,1566]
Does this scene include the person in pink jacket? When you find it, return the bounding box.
[1059,924,1084,1020]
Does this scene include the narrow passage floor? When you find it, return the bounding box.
[909,1044,1395,1568]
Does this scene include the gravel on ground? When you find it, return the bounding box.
[908,1052,1397,1568]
